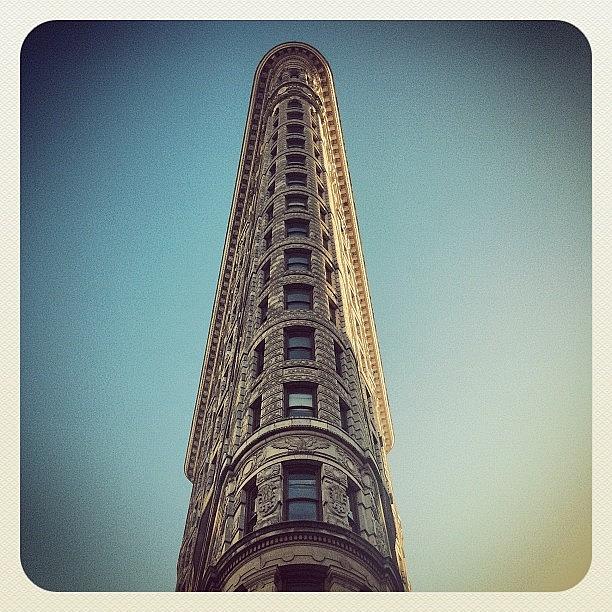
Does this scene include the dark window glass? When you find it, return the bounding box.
[273,106,279,116]
[289,68,300,78]
[325,264,333,285]
[320,206,327,223]
[284,284,313,310]
[262,260,271,284]
[272,130,278,142]
[287,123,304,135]
[329,298,338,325]
[286,153,306,166]
[347,483,359,534]
[287,111,304,121]
[285,248,311,271]
[286,171,307,187]
[288,99,302,109]
[285,219,309,237]
[254,341,265,376]
[317,183,325,198]
[339,398,349,431]
[269,162,276,177]
[267,181,275,196]
[244,480,258,534]
[285,194,308,209]
[265,205,274,223]
[273,117,279,128]
[285,466,319,520]
[286,137,305,149]
[284,383,316,418]
[277,565,326,592]
[285,327,314,360]
[322,232,330,251]
[334,341,343,375]
[250,397,261,432]
[271,145,277,158]
[263,230,272,250]
[259,297,268,323]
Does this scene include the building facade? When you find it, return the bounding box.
[177,42,410,592]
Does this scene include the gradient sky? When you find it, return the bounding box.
[21,21,591,592]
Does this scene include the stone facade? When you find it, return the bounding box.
[176,42,410,592]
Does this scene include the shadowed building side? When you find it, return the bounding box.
[176,42,410,592]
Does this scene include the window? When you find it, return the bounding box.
[322,231,330,251]
[272,130,278,142]
[286,171,307,187]
[269,162,276,177]
[263,230,272,250]
[288,99,302,109]
[262,260,271,284]
[286,137,305,149]
[286,153,306,166]
[285,327,314,360]
[250,397,261,432]
[244,480,258,534]
[317,183,325,198]
[285,464,319,520]
[316,165,322,179]
[259,297,268,323]
[273,117,279,129]
[265,204,274,223]
[271,145,277,158]
[328,298,338,325]
[267,181,275,196]
[289,68,300,79]
[347,483,360,534]
[284,383,316,418]
[319,206,327,223]
[285,193,308,210]
[284,284,313,310]
[285,248,311,271]
[339,398,349,431]
[334,341,343,375]
[287,110,303,121]
[273,106,279,117]
[254,341,265,376]
[277,565,326,592]
[325,264,333,285]
[287,123,304,135]
[314,146,321,160]
[285,219,309,238]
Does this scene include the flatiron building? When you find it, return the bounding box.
[177,42,410,592]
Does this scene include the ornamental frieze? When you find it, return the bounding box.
[271,435,330,452]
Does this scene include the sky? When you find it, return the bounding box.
[20,20,591,592]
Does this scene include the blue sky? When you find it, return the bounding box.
[21,20,590,591]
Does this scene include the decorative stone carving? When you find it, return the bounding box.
[257,482,278,516]
[271,435,330,452]
[240,447,267,483]
[328,482,348,517]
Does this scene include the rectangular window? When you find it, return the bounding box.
[272,130,278,142]
[244,480,258,534]
[285,464,320,520]
[347,483,359,534]
[277,565,326,592]
[285,193,308,210]
[265,204,274,223]
[319,206,327,223]
[325,264,333,286]
[328,298,338,325]
[250,397,261,432]
[317,183,325,198]
[285,248,311,271]
[288,99,302,109]
[259,297,268,323]
[271,145,277,158]
[267,181,275,196]
[284,383,316,418]
[285,219,309,237]
[339,398,349,431]
[254,341,265,376]
[273,117,279,128]
[286,153,306,166]
[263,230,272,250]
[287,111,303,121]
[322,231,330,251]
[334,341,343,375]
[269,162,276,177]
[285,327,314,360]
[286,137,305,149]
[286,171,307,187]
[287,123,304,135]
[262,260,271,284]
[284,284,313,310]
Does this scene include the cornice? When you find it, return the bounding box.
[185,42,395,480]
